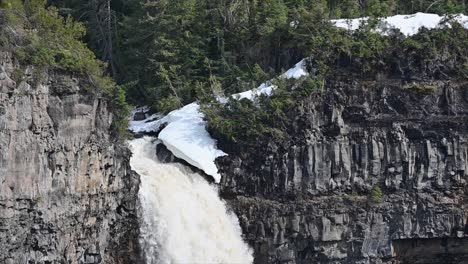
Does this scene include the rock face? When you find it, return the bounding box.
[217,78,468,263]
[0,51,140,263]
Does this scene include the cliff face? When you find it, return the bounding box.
[0,51,140,263]
[217,77,468,263]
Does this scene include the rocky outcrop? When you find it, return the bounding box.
[217,78,468,263]
[0,51,140,263]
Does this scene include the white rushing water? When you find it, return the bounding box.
[129,137,253,264]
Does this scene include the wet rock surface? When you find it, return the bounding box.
[0,51,141,263]
[217,78,468,263]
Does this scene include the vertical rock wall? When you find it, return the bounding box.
[0,52,141,263]
[218,78,468,263]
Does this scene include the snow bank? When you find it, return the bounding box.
[282,59,309,79]
[130,103,227,182]
[233,83,275,100]
[157,103,227,183]
[332,12,468,36]
[129,59,309,182]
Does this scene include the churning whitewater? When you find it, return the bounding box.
[130,137,253,264]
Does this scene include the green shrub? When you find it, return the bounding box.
[298,75,325,96]
[403,83,438,93]
[109,84,131,138]
[345,191,366,203]
[155,95,182,114]
[10,68,23,83]
[397,22,468,80]
[202,75,319,151]
[369,186,383,203]
[0,0,130,138]
[1,0,110,87]
[251,64,270,84]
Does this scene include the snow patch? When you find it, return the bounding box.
[282,59,309,79]
[231,59,309,101]
[130,103,227,182]
[232,83,275,101]
[332,12,468,36]
[157,103,227,183]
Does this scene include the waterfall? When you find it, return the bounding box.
[130,137,253,264]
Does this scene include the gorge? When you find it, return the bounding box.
[0,1,468,263]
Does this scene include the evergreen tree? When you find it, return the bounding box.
[119,0,213,111]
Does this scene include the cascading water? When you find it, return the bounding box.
[130,137,253,264]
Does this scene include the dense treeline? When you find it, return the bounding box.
[47,0,468,112]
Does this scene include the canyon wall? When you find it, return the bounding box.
[0,51,141,263]
[218,78,468,264]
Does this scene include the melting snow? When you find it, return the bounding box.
[232,59,309,101]
[332,12,468,36]
[157,103,228,183]
[283,59,309,79]
[232,83,275,101]
[130,103,227,182]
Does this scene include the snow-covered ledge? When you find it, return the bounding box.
[129,59,309,183]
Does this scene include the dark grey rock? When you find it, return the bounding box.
[133,112,146,121]
[0,51,141,263]
[217,78,468,264]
